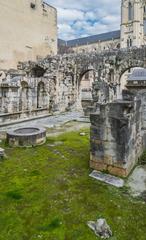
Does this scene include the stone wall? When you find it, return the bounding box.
[0,47,146,125]
[0,65,79,124]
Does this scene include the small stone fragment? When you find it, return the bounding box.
[87,218,112,239]
[89,170,124,188]
[48,141,63,147]
[80,132,86,136]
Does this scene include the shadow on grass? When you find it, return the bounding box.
[6,190,23,200]
[37,218,62,232]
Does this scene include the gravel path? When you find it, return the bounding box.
[0,111,90,132]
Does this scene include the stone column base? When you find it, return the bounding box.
[90,160,130,178]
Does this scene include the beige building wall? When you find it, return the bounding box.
[0,0,57,69]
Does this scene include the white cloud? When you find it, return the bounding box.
[57,8,84,23]
[46,0,121,40]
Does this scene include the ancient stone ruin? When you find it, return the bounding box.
[1,47,146,176]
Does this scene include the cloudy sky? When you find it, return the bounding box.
[46,0,121,40]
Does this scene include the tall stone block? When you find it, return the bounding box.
[90,99,142,177]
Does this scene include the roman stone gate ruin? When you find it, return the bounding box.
[1,47,146,176]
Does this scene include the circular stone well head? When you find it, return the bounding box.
[7,127,46,147]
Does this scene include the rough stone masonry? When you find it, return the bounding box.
[90,90,143,177]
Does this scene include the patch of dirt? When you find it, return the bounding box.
[46,121,90,137]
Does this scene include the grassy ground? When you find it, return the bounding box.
[0,128,146,240]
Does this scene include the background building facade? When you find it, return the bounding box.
[58,31,121,54]
[58,0,146,53]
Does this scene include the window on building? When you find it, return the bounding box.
[85,72,89,80]
[127,38,132,48]
[144,19,146,35]
[129,38,132,47]
[127,39,129,48]
[2,89,7,98]
[30,2,36,9]
[128,2,133,21]
[117,43,120,49]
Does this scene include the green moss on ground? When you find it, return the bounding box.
[0,129,146,239]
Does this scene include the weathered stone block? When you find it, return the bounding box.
[90,97,143,177]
